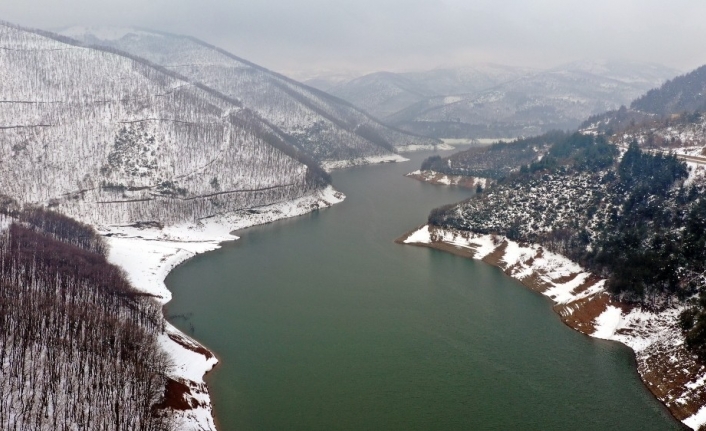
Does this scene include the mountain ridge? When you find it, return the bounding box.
[61,26,442,161]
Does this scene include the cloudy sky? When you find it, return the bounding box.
[2,0,705,79]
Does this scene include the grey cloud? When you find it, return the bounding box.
[2,0,705,78]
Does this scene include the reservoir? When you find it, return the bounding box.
[166,148,682,430]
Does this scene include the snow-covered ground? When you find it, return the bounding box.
[104,186,345,431]
[402,225,706,430]
[321,154,409,172]
[396,143,454,152]
[405,170,489,189]
[61,26,440,162]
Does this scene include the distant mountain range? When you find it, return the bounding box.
[61,26,441,163]
[316,64,536,119]
[317,61,680,139]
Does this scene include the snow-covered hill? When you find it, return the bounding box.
[0,22,334,226]
[61,26,440,159]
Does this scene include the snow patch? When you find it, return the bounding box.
[684,405,706,430]
[592,306,623,339]
[396,143,454,152]
[406,170,489,189]
[443,96,462,104]
[403,225,431,244]
[321,154,409,171]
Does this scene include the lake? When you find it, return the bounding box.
[166,148,682,430]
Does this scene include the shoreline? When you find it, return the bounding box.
[318,142,460,173]
[321,154,409,172]
[102,185,345,430]
[405,169,489,189]
[396,143,455,152]
[397,224,706,430]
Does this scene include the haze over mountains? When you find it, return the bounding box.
[319,61,679,139]
[2,1,706,429]
[2,8,706,431]
[316,64,536,119]
[61,26,441,165]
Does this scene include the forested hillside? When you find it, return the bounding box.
[632,65,706,115]
[0,22,328,226]
[427,134,706,357]
[325,65,535,119]
[419,131,567,179]
[62,27,440,160]
[0,207,171,430]
[581,64,706,152]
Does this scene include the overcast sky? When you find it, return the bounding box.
[2,0,705,79]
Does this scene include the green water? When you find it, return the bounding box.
[165,149,683,431]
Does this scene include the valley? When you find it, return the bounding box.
[1,8,706,431]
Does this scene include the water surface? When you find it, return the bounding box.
[166,148,682,430]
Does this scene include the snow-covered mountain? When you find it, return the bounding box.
[61,26,440,160]
[324,65,535,119]
[330,61,679,139]
[0,22,330,226]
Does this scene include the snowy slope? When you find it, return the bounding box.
[578,63,706,161]
[0,21,355,431]
[62,26,441,158]
[0,22,327,226]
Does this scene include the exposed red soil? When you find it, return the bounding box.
[153,378,194,411]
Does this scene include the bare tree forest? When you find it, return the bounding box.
[0,212,172,430]
[0,22,328,226]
